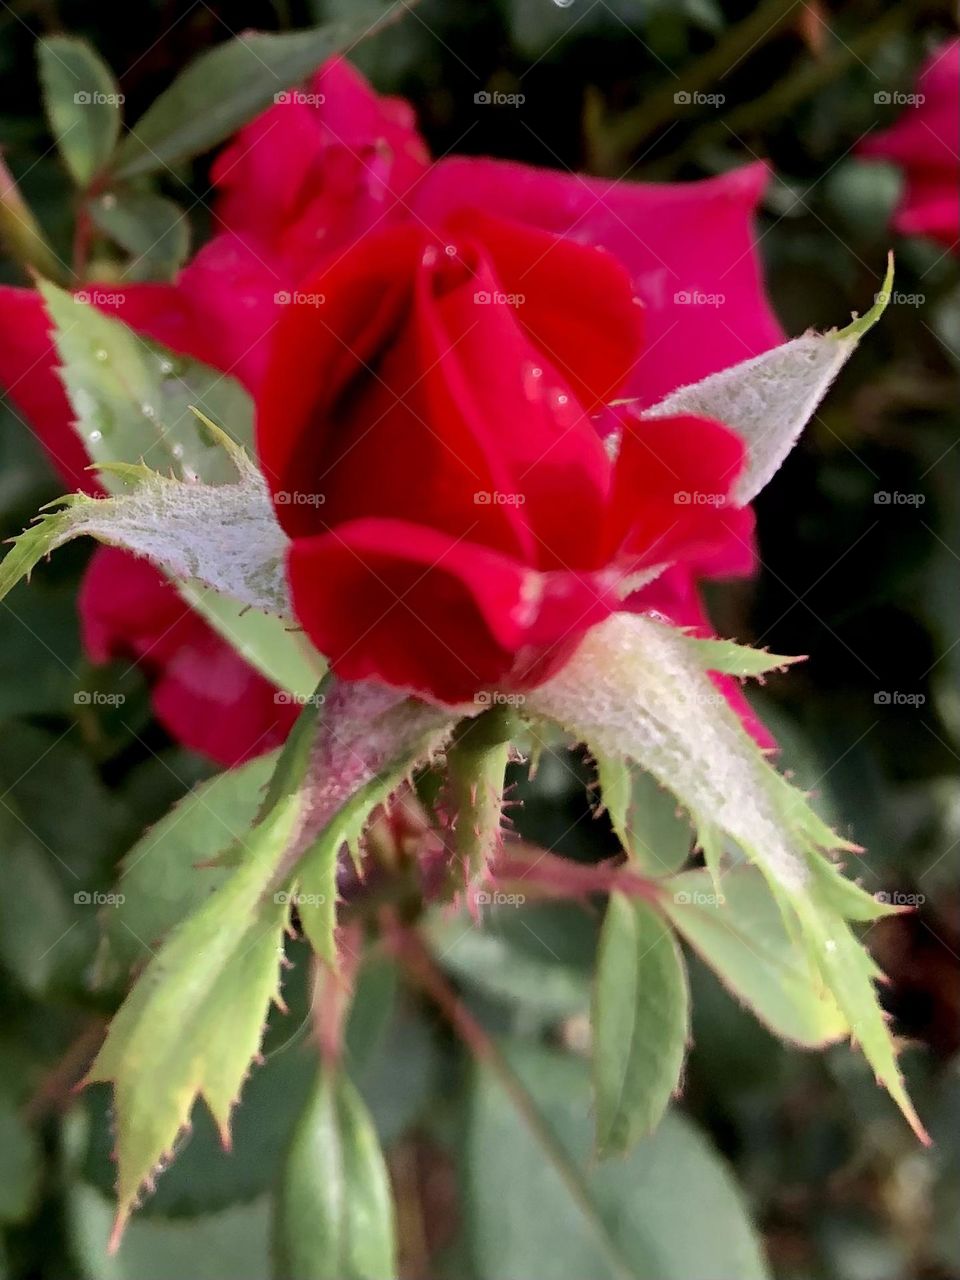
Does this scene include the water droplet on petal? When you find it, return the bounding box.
[89,429,102,443]
[554,0,575,8]
[141,404,157,420]
[445,244,458,257]
[94,348,108,362]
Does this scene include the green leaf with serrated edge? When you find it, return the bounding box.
[89,686,457,1241]
[113,12,410,179]
[86,788,301,1245]
[793,895,928,1143]
[682,637,804,678]
[661,868,847,1047]
[636,254,895,504]
[37,37,121,187]
[176,582,323,697]
[593,895,689,1157]
[597,756,692,873]
[468,1042,769,1280]
[524,612,924,1138]
[38,282,252,483]
[526,614,838,894]
[803,848,903,922]
[104,752,277,975]
[423,912,591,1020]
[88,190,190,280]
[0,466,290,617]
[274,1065,396,1280]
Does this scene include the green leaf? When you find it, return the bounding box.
[593,895,689,1156]
[176,583,323,697]
[793,895,929,1144]
[468,1042,769,1280]
[67,1180,271,1280]
[87,780,299,1244]
[38,283,321,688]
[661,868,848,1047]
[527,615,837,895]
[103,752,278,975]
[38,281,253,483]
[681,637,804,678]
[0,463,291,618]
[0,1098,42,1224]
[424,912,591,1021]
[274,1065,396,1280]
[89,685,458,1236]
[88,190,190,281]
[596,757,692,873]
[113,15,402,179]
[525,612,924,1137]
[0,801,82,996]
[639,257,894,504]
[37,37,122,188]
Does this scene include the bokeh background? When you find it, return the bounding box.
[0,2,958,1277]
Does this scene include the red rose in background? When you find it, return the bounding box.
[257,213,751,703]
[0,57,781,757]
[860,39,960,250]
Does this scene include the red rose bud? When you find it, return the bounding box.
[257,212,749,704]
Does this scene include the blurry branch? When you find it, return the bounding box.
[590,1,914,179]
[382,911,639,1280]
[649,2,915,176]
[587,0,801,174]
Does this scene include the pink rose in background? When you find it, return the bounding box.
[860,39,960,250]
[0,56,782,763]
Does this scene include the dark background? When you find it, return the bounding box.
[0,2,957,1277]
